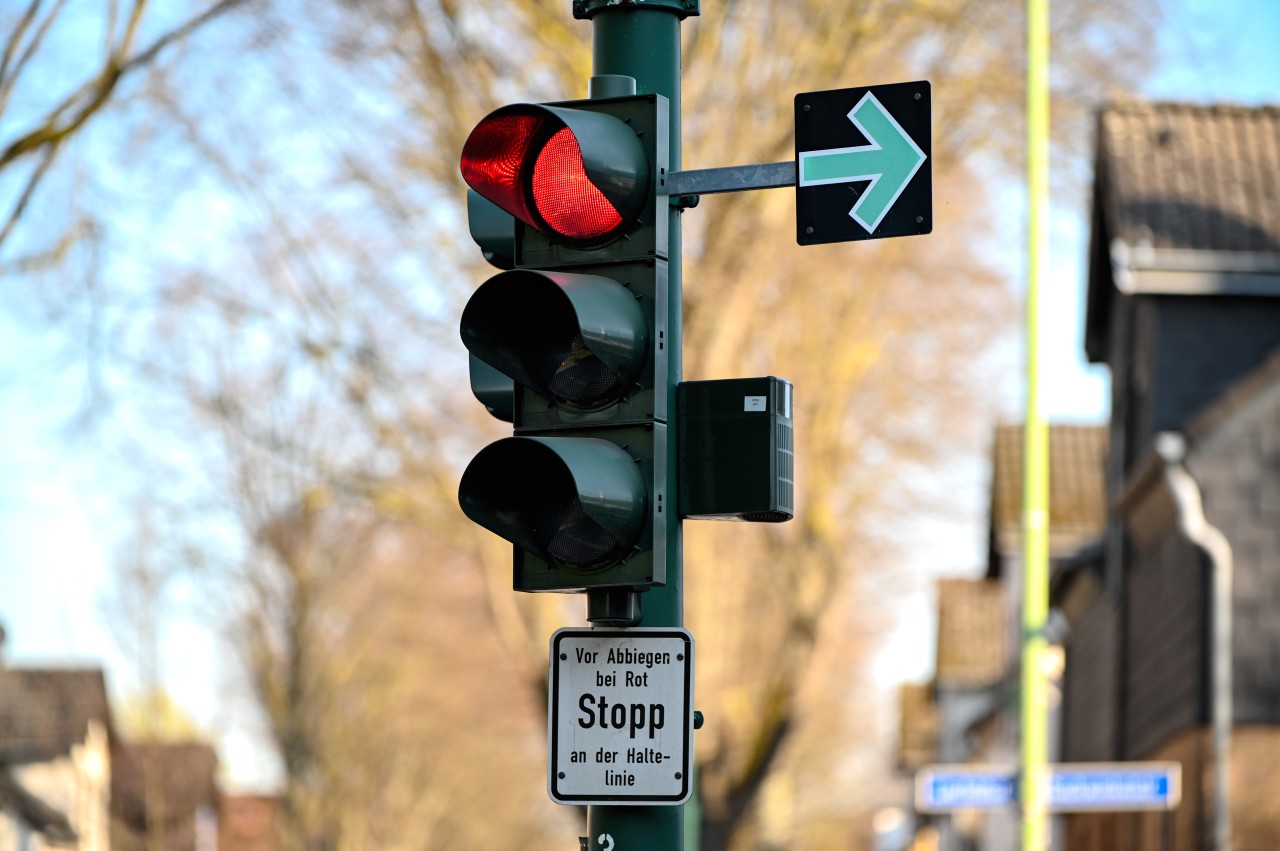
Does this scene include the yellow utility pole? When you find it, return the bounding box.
[1021,0,1051,848]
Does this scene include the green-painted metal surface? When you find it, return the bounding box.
[467,353,514,423]
[574,0,700,21]
[585,1,690,848]
[465,189,516,270]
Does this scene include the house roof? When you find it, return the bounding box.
[895,682,938,771]
[218,794,282,851]
[987,424,1109,575]
[0,668,112,763]
[1095,101,1280,253]
[935,578,1005,688]
[0,767,77,845]
[110,742,219,831]
[1085,101,1280,362]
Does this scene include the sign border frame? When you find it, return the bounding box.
[548,627,695,806]
[794,80,933,246]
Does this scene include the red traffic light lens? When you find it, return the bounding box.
[460,112,543,232]
[531,128,624,241]
[461,103,648,248]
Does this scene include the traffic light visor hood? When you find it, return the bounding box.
[458,437,648,570]
[460,104,650,247]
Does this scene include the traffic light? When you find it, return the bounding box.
[458,94,671,596]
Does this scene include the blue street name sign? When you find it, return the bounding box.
[1048,764,1181,812]
[915,762,1181,814]
[916,766,1015,812]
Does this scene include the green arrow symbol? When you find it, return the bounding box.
[798,92,927,233]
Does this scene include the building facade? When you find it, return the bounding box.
[1061,100,1280,850]
[0,667,113,851]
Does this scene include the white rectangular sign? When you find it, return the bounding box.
[548,628,694,806]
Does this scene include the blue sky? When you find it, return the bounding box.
[1,0,1278,787]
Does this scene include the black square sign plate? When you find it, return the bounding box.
[795,81,932,245]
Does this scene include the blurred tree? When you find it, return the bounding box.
[237,492,572,849]
[4,1,1158,849]
[116,688,207,741]
[112,690,212,851]
[0,0,246,258]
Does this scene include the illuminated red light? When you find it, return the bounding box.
[460,113,543,231]
[461,107,628,246]
[531,128,624,241]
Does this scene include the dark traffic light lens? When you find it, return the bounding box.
[532,127,624,241]
[459,437,646,575]
[540,334,623,408]
[461,270,647,413]
[538,499,625,568]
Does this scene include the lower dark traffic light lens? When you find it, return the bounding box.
[458,436,648,579]
[539,500,625,568]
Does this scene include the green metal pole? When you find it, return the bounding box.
[1021,0,1051,848]
[578,2,696,849]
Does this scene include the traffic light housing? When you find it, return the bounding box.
[458,94,671,594]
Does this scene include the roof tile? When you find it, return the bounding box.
[0,669,111,763]
[935,578,1005,687]
[1099,102,1280,253]
[896,682,938,770]
[990,424,1108,564]
[110,742,219,828]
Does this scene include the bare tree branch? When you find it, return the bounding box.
[0,0,250,251]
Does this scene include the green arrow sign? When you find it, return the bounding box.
[798,91,927,233]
